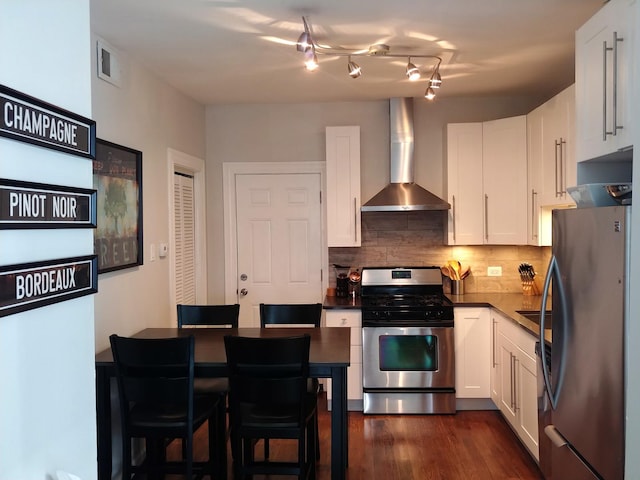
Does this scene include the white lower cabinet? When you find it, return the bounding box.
[324,309,362,410]
[491,309,539,461]
[454,308,491,398]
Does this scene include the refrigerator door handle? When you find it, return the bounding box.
[540,255,567,410]
[544,424,567,448]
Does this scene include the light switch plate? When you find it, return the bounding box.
[149,243,156,262]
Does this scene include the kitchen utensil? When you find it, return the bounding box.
[441,265,454,279]
[448,260,461,280]
[460,265,471,279]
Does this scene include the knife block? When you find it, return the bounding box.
[522,278,542,296]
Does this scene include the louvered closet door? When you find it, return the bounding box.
[174,172,196,304]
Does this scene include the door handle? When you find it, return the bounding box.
[240,288,248,296]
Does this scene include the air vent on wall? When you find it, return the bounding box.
[96,38,121,88]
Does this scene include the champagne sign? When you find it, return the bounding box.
[0,178,97,228]
[0,256,98,317]
[0,84,96,158]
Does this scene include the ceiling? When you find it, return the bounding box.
[90,0,604,106]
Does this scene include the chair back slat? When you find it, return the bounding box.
[177,304,239,328]
[259,303,322,328]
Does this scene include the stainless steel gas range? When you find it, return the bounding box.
[361,266,456,414]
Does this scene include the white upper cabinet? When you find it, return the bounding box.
[576,0,636,160]
[527,85,576,246]
[446,123,485,245]
[447,116,528,245]
[326,126,361,247]
[482,116,528,245]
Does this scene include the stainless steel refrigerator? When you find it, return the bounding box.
[538,205,628,479]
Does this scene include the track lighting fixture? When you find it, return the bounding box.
[294,16,443,99]
[347,56,362,78]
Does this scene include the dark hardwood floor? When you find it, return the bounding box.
[166,393,543,479]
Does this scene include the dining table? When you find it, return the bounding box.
[95,327,351,480]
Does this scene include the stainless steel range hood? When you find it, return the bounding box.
[361,98,450,212]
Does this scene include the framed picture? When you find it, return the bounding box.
[93,138,143,273]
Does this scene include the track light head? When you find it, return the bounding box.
[304,50,319,71]
[430,70,442,88]
[296,31,313,53]
[347,56,362,78]
[406,59,421,81]
[424,87,436,100]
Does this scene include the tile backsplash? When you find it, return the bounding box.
[328,211,551,294]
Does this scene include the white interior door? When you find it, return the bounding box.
[235,173,322,327]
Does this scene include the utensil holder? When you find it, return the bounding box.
[451,279,464,295]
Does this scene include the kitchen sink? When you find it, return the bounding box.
[516,310,552,329]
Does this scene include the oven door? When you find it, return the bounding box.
[362,326,455,389]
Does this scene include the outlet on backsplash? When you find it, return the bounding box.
[487,266,502,276]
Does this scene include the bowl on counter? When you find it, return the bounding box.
[567,183,632,207]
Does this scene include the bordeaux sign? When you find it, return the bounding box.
[0,256,98,317]
[0,84,96,159]
[0,178,97,228]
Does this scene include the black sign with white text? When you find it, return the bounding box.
[0,84,96,159]
[0,256,98,317]
[0,178,97,229]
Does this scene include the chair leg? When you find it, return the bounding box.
[208,408,227,480]
[315,411,320,460]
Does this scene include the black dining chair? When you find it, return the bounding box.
[109,334,224,480]
[177,303,240,466]
[259,303,322,460]
[224,334,318,480]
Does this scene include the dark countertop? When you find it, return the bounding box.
[323,292,552,344]
[446,292,552,344]
[323,295,362,309]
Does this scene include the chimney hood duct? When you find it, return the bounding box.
[361,98,451,212]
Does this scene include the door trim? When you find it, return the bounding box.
[222,161,327,304]
[168,148,208,321]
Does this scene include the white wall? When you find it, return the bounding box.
[204,95,540,301]
[0,1,96,478]
[90,33,206,354]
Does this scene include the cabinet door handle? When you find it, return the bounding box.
[513,355,520,412]
[554,139,559,196]
[492,319,498,367]
[612,31,624,136]
[531,189,538,240]
[353,197,358,242]
[603,39,611,140]
[452,195,457,243]
[559,138,566,194]
[603,32,625,140]
[484,194,489,241]
[510,353,516,410]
